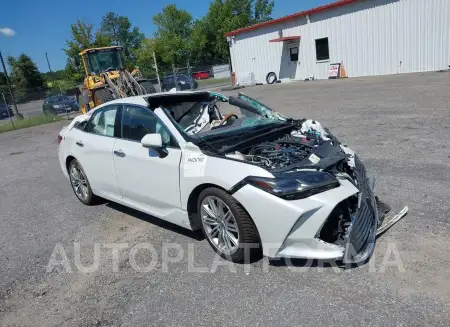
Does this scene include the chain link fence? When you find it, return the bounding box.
[145,61,232,92]
[1,61,232,121]
[0,86,80,120]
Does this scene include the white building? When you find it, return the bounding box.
[226,0,450,84]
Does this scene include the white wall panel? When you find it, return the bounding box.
[229,0,450,82]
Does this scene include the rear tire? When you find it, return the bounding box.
[138,81,156,94]
[68,159,98,205]
[197,187,262,262]
[93,88,114,107]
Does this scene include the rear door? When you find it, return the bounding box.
[69,104,121,198]
[112,104,182,217]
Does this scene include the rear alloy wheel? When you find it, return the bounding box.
[198,187,261,262]
[138,81,156,94]
[68,159,97,205]
[93,88,114,107]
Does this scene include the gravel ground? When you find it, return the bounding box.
[1,72,449,327]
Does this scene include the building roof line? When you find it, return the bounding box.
[224,0,360,37]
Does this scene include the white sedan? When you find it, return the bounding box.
[58,91,389,263]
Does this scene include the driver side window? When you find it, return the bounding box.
[121,105,178,147]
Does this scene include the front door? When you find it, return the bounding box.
[112,104,182,217]
[279,41,299,80]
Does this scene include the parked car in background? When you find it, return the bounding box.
[43,95,79,115]
[0,103,14,119]
[192,71,210,80]
[161,75,198,92]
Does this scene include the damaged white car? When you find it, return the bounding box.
[58,91,405,264]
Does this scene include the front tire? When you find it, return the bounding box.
[68,159,97,205]
[198,187,261,262]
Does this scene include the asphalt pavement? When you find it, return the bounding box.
[0,72,449,326]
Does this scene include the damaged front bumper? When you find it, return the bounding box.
[232,157,380,264]
[342,156,378,264]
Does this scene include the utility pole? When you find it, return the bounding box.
[2,92,15,129]
[45,52,52,72]
[152,51,161,92]
[0,51,22,119]
[172,60,178,91]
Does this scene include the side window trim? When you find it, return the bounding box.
[119,104,180,149]
[114,104,123,138]
[83,104,121,138]
[84,108,102,133]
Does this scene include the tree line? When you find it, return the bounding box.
[1,0,274,99]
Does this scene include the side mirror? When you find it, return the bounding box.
[141,133,162,148]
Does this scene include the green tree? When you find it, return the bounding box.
[187,20,210,64]
[63,20,110,75]
[133,38,158,76]
[100,12,144,67]
[0,72,6,85]
[7,54,44,90]
[253,0,274,23]
[199,0,274,61]
[152,4,193,65]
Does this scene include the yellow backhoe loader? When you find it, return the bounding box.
[77,46,156,114]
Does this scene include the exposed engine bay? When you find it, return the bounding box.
[247,138,315,170]
[224,119,352,174]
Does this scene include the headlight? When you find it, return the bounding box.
[243,171,339,200]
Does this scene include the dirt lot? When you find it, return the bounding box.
[1,72,449,327]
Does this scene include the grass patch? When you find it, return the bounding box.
[198,77,232,88]
[0,114,63,134]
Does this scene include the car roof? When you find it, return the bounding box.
[92,90,210,110]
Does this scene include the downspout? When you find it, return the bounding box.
[306,14,312,80]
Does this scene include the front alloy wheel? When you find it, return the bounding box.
[198,187,261,262]
[201,196,240,256]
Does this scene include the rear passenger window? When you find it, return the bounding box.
[85,105,119,137]
[121,105,178,147]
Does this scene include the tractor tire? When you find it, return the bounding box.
[93,88,114,107]
[78,94,88,114]
[138,81,156,94]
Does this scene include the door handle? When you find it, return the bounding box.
[76,141,84,147]
[114,150,126,157]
